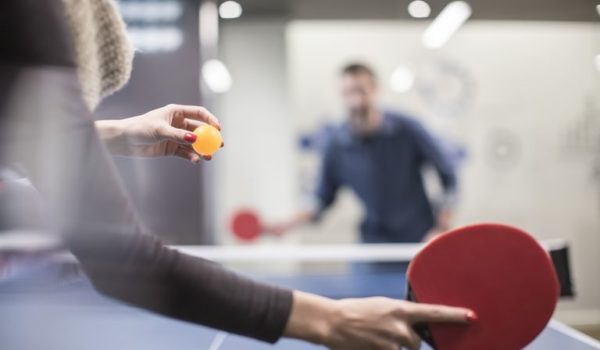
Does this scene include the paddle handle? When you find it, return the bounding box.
[407,283,438,349]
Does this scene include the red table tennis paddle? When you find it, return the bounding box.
[230,209,263,241]
[407,223,559,350]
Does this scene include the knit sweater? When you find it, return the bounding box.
[61,0,133,111]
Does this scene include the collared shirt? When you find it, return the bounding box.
[314,111,457,243]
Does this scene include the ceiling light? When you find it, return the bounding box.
[119,1,183,23]
[127,27,183,53]
[202,59,233,93]
[390,66,415,93]
[219,1,243,19]
[422,1,472,49]
[408,1,431,18]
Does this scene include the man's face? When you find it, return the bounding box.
[340,72,378,119]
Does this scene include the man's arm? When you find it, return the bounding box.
[264,141,340,235]
[410,120,458,235]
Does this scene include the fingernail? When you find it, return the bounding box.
[466,311,478,322]
[184,133,197,142]
[220,141,225,148]
[204,155,212,161]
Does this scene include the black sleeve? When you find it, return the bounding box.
[0,0,293,343]
[68,231,293,343]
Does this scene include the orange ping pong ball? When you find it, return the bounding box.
[192,124,223,156]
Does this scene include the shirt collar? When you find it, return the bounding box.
[339,111,394,145]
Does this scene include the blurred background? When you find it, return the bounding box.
[84,0,599,337]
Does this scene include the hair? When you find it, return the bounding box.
[341,63,377,83]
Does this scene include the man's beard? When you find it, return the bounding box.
[350,106,369,119]
[350,107,370,133]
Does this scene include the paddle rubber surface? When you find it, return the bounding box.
[407,223,560,350]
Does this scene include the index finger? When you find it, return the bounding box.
[403,303,473,324]
[168,104,221,130]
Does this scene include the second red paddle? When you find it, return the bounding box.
[230,209,263,241]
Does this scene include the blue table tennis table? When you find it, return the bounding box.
[1,262,599,350]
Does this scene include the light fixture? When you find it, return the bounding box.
[596,4,600,17]
[389,66,415,93]
[408,0,431,18]
[595,54,600,72]
[219,1,243,19]
[202,59,233,93]
[119,1,183,23]
[127,27,183,53]
[422,1,472,49]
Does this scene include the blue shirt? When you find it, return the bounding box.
[314,112,457,243]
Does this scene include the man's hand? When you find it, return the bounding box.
[422,227,445,242]
[423,209,453,242]
[263,210,316,237]
[262,222,294,236]
[285,291,472,350]
[95,104,222,163]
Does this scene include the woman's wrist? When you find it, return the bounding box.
[283,290,340,345]
[95,118,130,155]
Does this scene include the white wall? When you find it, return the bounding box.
[286,20,600,319]
[215,20,299,250]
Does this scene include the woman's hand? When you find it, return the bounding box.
[285,291,472,350]
[95,104,222,164]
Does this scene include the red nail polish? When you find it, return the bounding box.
[220,141,225,148]
[466,311,478,322]
[184,133,197,142]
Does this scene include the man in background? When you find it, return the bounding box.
[267,63,457,259]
